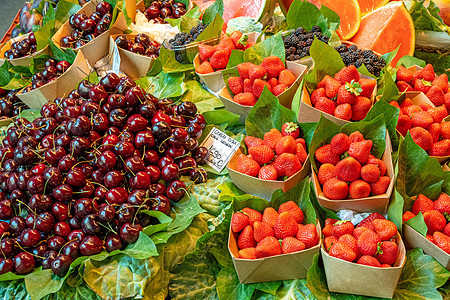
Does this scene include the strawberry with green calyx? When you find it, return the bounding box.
[230,31,248,50]
[372,219,397,241]
[253,221,275,243]
[334,65,360,85]
[231,212,249,233]
[261,56,285,79]
[278,201,304,224]
[256,236,282,258]
[228,77,244,95]
[236,154,260,177]
[329,242,356,262]
[423,210,446,234]
[414,79,432,94]
[337,80,362,105]
[297,223,319,248]
[248,144,274,165]
[332,220,354,238]
[274,211,299,239]
[281,122,300,138]
[357,229,381,256]
[198,44,215,61]
[242,207,262,226]
[262,207,279,227]
[434,193,450,215]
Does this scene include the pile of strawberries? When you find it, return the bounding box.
[389,99,450,157]
[226,56,297,106]
[315,131,390,200]
[237,122,307,180]
[231,201,319,259]
[323,213,400,268]
[403,193,450,254]
[195,31,254,74]
[396,64,450,111]
[310,65,376,121]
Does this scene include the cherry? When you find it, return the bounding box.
[52,184,74,203]
[0,221,9,236]
[166,180,186,202]
[125,86,145,106]
[187,123,202,139]
[43,167,62,187]
[193,147,209,164]
[56,60,71,73]
[62,240,80,261]
[70,137,90,156]
[89,84,108,103]
[79,236,103,256]
[115,35,128,48]
[1,238,16,257]
[78,182,95,198]
[105,234,123,252]
[178,157,197,175]
[104,170,124,188]
[68,229,85,242]
[143,150,159,165]
[152,111,171,125]
[117,203,135,223]
[52,202,69,221]
[135,33,151,47]
[58,155,77,172]
[32,243,47,264]
[125,156,146,173]
[120,223,142,243]
[108,94,126,108]
[98,204,116,222]
[51,254,72,277]
[139,100,156,118]
[117,77,136,94]
[114,141,135,158]
[14,252,35,275]
[151,121,171,141]
[96,1,112,15]
[108,108,128,127]
[119,130,135,143]
[128,189,146,205]
[130,171,151,189]
[190,167,207,183]
[106,187,128,204]
[97,150,117,172]
[95,186,108,199]
[184,138,198,152]
[148,183,166,197]
[135,131,155,149]
[162,163,179,182]
[129,43,145,55]
[146,5,160,19]
[74,198,96,219]
[81,214,101,235]
[67,167,86,187]
[100,73,120,92]
[166,146,185,159]
[69,217,81,229]
[151,195,171,215]
[177,101,197,117]
[48,236,66,251]
[157,156,174,169]
[71,115,92,136]
[127,114,148,132]
[45,146,67,165]
[10,216,26,236]
[82,101,100,116]
[77,80,93,99]
[55,221,71,237]
[0,258,14,275]
[35,212,55,233]
[20,228,41,247]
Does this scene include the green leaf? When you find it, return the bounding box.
[34,5,56,51]
[243,33,285,65]
[141,210,173,236]
[0,60,14,86]
[413,50,450,77]
[179,15,201,33]
[320,4,340,33]
[388,190,404,232]
[181,80,224,113]
[196,14,224,43]
[380,46,400,69]
[0,280,31,300]
[396,55,426,68]
[154,46,195,73]
[226,49,245,69]
[54,0,81,29]
[25,269,66,300]
[226,17,264,34]
[406,0,450,33]
[48,39,77,64]
[405,212,428,237]
[145,71,185,99]
[379,68,400,101]
[0,271,27,282]
[18,109,40,123]
[202,0,224,25]
[203,110,240,129]
[122,232,159,259]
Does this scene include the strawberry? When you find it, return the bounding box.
[239,247,257,259]
[337,81,361,105]
[243,78,252,93]
[410,111,434,129]
[209,49,230,70]
[403,105,423,117]
[349,140,373,164]
[237,154,260,176]
[429,140,450,157]
[361,164,380,183]
[444,93,450,111]
[318,163,336,185]
[323,178,349,200]
[230,31,246,50]
[433,231,450,254]
[297,223,319,248]
[372,219,397,241]
[272,84,288,96]
[335,157,362,182]
[324,236,339,251]
[261,56,285,78]
[423,210,446,234]
[296,143,307,164]
[278,69,296,87]
[330,133,350,155]
[248,64,267,81]
[410,127,433,151]
[282,237,306,254]
[295,138,307,150]
[275,135,297,155]
[357,229,381,256]
[237,225,256,249]
[359,78,376,98]
[434,193,450,215]
[339,234,360,260]
[349,131,364,143]
[273,153,302,177]
[281,122,300,138]
[262,207,279,227]
[315,144,340,165]
[332,220,354,238]
[444,223,450,237]
[237,62,253,79]
[216,36,236,52]
[258,165,278,180]
[400,97,413,109]
[396,115,412,136]
[253,221,275,242]
[242,207,262,226]
[412,194,435,215]
[263,128,283,150]
[432,74,449,93]
[248,145,274,165]
[317,75,330,89]
[334,103,352,121]
[353,226,371,240]
[195,61,214,74]
[427,105,448,124]
[351,96,372,121]
[267,78,278,89]
[329,242,356,262]
[252,79,271,98]
[349,180,371,199]
[417,64,436,82]
[315,97,336,115]
[256,236,282,258]
[234,92,257,106]
[231,212,249,233]
[228,77,244,95]
[311,88,327,106]
[274,211,299,239]
[367,156,387,176]
[357,213,385,231]
[426,86,445,106]
[357,255,381,267]
[420,103,433,111]
[370,176,391,195]
[402,211,416,222]
[322,218,339,237]
[427,234,435,243]
[245,42,254,49]
[414,79,432,94]
[389,100,401,111]
[397,81,414,93]
[396,65,414,83]
[245,136,263,148]
[278,201,304,224]
[324,76,341,98]
[443,122,450,139]
[198,44,215,61]
[335,65,360,85]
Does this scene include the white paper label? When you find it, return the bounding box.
[112,42,121,74]
[200,127,240,173]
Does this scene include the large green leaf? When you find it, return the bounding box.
[47,40,77,64]
[406,0,450,33]
[152,47,195,74]
[243,33,285,65]
[34,5,56,51]
[140,71,186,99]
[202,0,224,25]
[196,14,224,42]
[181,80,224,113]
[54,0,81,29]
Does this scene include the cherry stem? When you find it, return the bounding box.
[14,242,45,260]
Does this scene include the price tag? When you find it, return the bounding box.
[200,127,240,173]
[111,42,121,74]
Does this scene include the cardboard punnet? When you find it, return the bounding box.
[0,33,50,67]
[312,132,395,214]
[17,51,90,109]
[227,148,311,201]
[217,61,307,123]
[108,34,156,79]
[443,162,450,172]
[193,32,261,93]
[297,73,377,125]
[229,219,321,283]
[321,232,406,298]
[52,0,127,65]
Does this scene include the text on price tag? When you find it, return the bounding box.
[112,42,121,74]
[200,127,240,173]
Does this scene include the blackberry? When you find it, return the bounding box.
[313,32,323,39]
[306,38,314,45]
[312,25,322,32]
[364,58,373,65]
[299,41,307,48]
[335,44,348,53]
[294,55,301,60]
[296,48,303,55]
[286,48,292,56]
[321,36,329,43]
[300,52,308,58]
[348,45,358,52]
[288,54,296,61]
[289,46,296,54]
[291,36,299,45]
[306,32,314,39]
[298,34,306,41]
[296,27,306,35]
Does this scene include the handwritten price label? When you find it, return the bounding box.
[200,127,240,172]
[112,42,121,74]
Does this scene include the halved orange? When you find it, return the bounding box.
[357,0,389,15]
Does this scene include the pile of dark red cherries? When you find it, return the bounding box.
[60,1,112,49]
[0,72,209,277]
[0,89,28,120]
[114,34,161,59]
[4,32,37,60]
[22,58,72,92]
[144,0,187,23]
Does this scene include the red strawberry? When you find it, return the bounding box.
[332,220,354,238]
[278,69,296,87]
[432,74,449,93]
[258,165,278,180]
[357,229,381,256]
[335,65,360,85]
[420,103,433,111]
[370,176,391,195]
[427,105,448,124]
[209,49,230,70]
[262,207,279,227]
[324,236,339,251]
[237,225,256,249]
[357,212,385,231]
[389,100,401,111]
[349,180,371,198]
[434,193,450,215]
[253,221,275,242]
[230,31,246,50]
[234,92,257,106]
[427,234,435,243]
[403,104,423,117]
[318,163,336,185]
[372,219,397,241]
[237,154,260,177]
[244,136,263,148]
[242,207,262,226]
[367,156,387,176]
[245,42,254,49]
[423,210,446,234]
[359,78,376,98]
[295,138,307,150]
[349,131,364,143]
[357,255,381,267]
[267,78,278,89]
[402,211,416,222]
[396,115,412,136]
[315,144,340,165]
[351,96,372,121]
[263,128,283,150]
[410,111,434,129]
[274,211,299,239]
[339,234,360,260]
[296,143,307,164]
[397,81,414,93]
[417,64,436,82]
[400,97,413,109]
[275,135,297,155]
[324,76,341,98]
[281,237,306,254]
[433,232,450,254]
[361,164,380,183]
[228,77,244,95]
[334,103,352,121]
[337,81,361,105]
[323,178,348,200]
[272,84,288,96]
[256,236,282,258]
[273,153,302,177]
[330,133,350,155]
[216,36,235,52]
[444,223,450,237]
[248,64,267,81]
[429,140,450,157]
[278,201,304,224]
[231,212,250,233]
[248,144,274,165]
[443,122,450,139]
[414,79,432,94]
[348,139,373,164]
[329,242,356,262]
[237,62,253,79]
[198,44,215,61]
[239,247,257,259]
[353,227,371,240]
[195,61,214,74]
[296,223,319,248]
[323,218,339,237]
[311,88,326,106]
[410,127,433,151]
[315,97,336,115]
[335,157,362,182]
[412,194,435,215]
[261,56,285,78]
[396,65,414,83]
[252,79,271,98]
[281,122,300,138]
[426,86,445,106]
[243,78,252,93]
